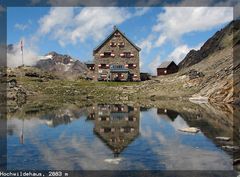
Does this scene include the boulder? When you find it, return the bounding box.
[178,127,200,133]
[8,79,17,88]
[215,137,231,141]
[222,145,240,151]
[185,69,205,80]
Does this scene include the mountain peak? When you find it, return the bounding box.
[36,51,90,79]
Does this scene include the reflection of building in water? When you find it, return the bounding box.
[157,108,179,121]
[140,107,151,112]
[86,106,96,121]
[92,104,140,157]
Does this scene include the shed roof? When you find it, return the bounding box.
[158,61,176,69]
[93,26,141,53]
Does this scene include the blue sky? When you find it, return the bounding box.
[7,7,233,74]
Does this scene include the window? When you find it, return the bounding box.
[104,52,111,57]
[100,51,114,57]
[110,41,117,47]
[118,42,125,47]
[99,64,109,69]
[128,64,137,69]
[125,52,131,58]
[120,52,134,58]
[89,66,95,71]
[114,32,120,37]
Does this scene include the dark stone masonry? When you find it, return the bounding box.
[92,26,141,81]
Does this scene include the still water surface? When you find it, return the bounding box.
[7,104,234,170]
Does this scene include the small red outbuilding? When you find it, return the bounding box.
[157,61,179,76]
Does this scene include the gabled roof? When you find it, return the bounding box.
[93,27,141,54]
[158,61,177,69]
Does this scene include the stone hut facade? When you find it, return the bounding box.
[157,61,179,76]
[93,26,141,81]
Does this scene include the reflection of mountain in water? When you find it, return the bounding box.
[40,112,73,127]
[33,107,86,127]
[90,104,140,157]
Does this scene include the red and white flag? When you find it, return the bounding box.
[20,40,23,53]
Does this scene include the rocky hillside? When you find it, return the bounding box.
[173,20,240,104]
[36,51,90,79]
[179,20,240,69]
[130,20,240,104]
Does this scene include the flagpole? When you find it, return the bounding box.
[21,40,24,66]
[22,50,23,66]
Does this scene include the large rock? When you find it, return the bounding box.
[185,69,204,80]
[7,79,27,104]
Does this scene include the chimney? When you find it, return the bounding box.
[113,25,117,30]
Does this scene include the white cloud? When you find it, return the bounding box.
[167,43,202,64]
[155,35,167,47]
[7,7,148,67]
[138,34,155,53]
[152,7,233,47]
[15,20,32,31]
[148,54,161,74]
[38,7,74,35]
[71,7,131,43]
[168,45,192,64]
[38,7,135,46]
[139,59,143,70]
[15,23,28,31]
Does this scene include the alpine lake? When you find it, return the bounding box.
[5,98,240,175]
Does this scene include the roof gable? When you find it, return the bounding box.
[158,61,177,69]
[93,27,141,53]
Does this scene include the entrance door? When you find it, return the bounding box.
[129,73,134,81]
[117,73,122,81]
